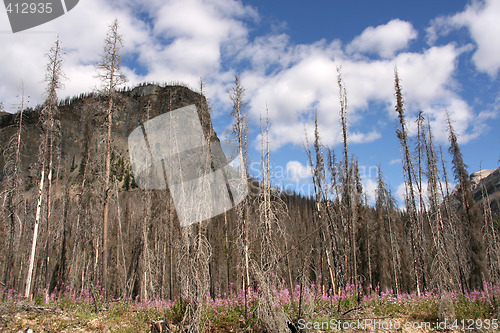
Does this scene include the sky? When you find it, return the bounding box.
[0,0,499,204]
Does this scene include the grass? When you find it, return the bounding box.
[0,281,499,332]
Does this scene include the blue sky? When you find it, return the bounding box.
[0,0,499,204]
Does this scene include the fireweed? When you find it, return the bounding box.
[1,280,499,331]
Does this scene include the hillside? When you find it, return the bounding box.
[0,84,319,302]
[0,83,499,332]
[470,168,500,216]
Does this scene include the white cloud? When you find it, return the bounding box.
[0,0,494,155]
[243,41,476,149]
[389,158,401,165]
[394,45,460,107]
[0,0,258,110]
[347,19,418,58]
[362,178,378,205]
[427,0,500,76]
[286,160,311,183]
[148,0,256,75]
[0,0,152,109]
[350,130,382,144]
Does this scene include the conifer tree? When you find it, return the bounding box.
[337,67,359,290]
[96,19,126,294]
[375,168,401,294]
[228,75,250,316]
[394,68,425,295]
[305,110,338,292]
[2,83,26,288]
[424,118,454,290]
[446,112,486,290]
[25,39,64,298]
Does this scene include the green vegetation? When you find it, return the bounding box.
[1,282,499,332]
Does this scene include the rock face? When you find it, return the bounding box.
[470,168,500,217]
[0,84,234,298]
[449,167,500,219]
[0,83,219,186]
[470,169,496,188]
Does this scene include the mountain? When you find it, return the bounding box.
[0,83,241,298]
[1,83,498,302]
[470,168,500,218]
[0,84,316,300]
[0,83,216,185]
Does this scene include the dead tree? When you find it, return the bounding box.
[439,146,468,292]
[254,109,290,332]
[228,75,250,316]
[375,168,402,294]
[415,113,431,274]
[394,68,425,295]
[304,111,338,293]
[326,147,346,293]
[2,83,27,289]
[25,39,64,298]
[337,67,358,291]
[424,118,455,291]
[480,176,500,284]
[96,19,126,294]
[446,112,486,290]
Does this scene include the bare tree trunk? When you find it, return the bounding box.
[446,112,486,290]
[102,101,112,295]
[97,19,126,295]
[115,185,127,295]
[223,210,231,293]
[439,146,467,292]
[337,68,359,291]
[25,167,45,298]
[2,83,25,287]
[141,189,151,300]
[169,196,174,300]
[229,75,250,316]
[425,118,454,291]
[480,174,500,284]
[43,116,55,300]
[25,39,63,299]
[394,68,424,295]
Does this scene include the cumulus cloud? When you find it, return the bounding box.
[0,0,495,153]
[389,158,401,165]
[243,40,479,149]
[0,0,149,109]
[0,0,257,110]
[362,178,378,205]
[427,0,500,76]
[286,160,311,183]
[347,19,418,58]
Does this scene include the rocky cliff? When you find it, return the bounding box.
[0,83,218,187]
[0,84,238,298]
[470,168,500,217]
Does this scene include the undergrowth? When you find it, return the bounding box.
[0,281,499,332]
